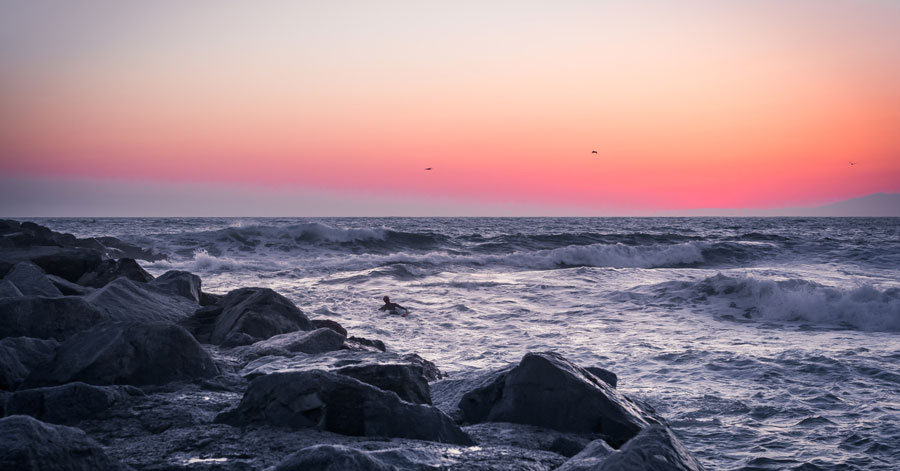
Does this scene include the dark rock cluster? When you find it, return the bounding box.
[1,220,705,471]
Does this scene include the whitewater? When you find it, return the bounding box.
[34,217,900,470]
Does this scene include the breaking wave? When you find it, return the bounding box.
[648,274,900,331]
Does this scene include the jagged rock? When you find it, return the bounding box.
[586,425,705,471]
[401,353,443,381]
[46,274,93,296]
[240,350,434,404]
[0,279,22,298]
[555,437,615,471]
[0,337,59,390]
[232,328,346,361]
[216,370,472,445]
[463,422,591,458]
[86,278,199,323]
[345,336,386,352]
[199,291,223,306]
[585,367,618,389]
[0,296,108,340]
[24,321,218,388]
[0,246,105,283]
[311,318,348,337]
[270,445,396,471]
[457,352,661,447]
[76,258,154,288]
[0,415,130,471]
[183,287,313,346]
[5,382,144,425]
[2,262,62,297]
[149,270,202,302]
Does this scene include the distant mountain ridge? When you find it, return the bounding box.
[658,193,900,217]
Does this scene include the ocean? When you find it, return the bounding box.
[31,217,900,470]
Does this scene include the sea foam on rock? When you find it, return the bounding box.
[183,287,314,346]
[24,321,218,388]
[0,415,130,471]
[455,352,661,447]
[216,369,472,445]
[269,444,397,471]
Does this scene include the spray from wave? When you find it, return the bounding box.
[647,274,900,331]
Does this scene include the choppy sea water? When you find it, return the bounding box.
[34,217,900,470]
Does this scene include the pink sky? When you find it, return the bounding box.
[1,1,898,214]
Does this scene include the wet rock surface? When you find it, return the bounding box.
[457,351,662,447]
[0,415,131,471]
[0,220,707,471]
[24,321,218,388]
[215,370,471,445]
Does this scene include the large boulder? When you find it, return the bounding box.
[2,262,62,297]
[45,274,93,296]
[0,337,59,390]
[76,257,154,288]
[216,370,472,445]
[583,425,706,471]
[0,296,108,341]
[457,352,661,447]
[183,287,313,346]
[24,321,218,388]
[148,270,202,302]
[0,279,22,298]
[241,350,434,404]
[5,382,143,425]
[555,437,615,471]
[232,328,346,361]
[6,246,105,283]
[85,278,199,323]
[270,445,396,471]
[0,415,130,471]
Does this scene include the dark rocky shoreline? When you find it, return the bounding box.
[0,219,706,471]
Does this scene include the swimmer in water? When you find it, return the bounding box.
[379,296,408,317]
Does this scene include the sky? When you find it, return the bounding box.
[1,0,899,216]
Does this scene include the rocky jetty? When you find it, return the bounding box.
[0,220,706,470]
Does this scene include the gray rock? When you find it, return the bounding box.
[463,422,591,458]
[46,274,93,296]
[184,287,313,346]
[2,262,62,297]
[0,337,59,390]
[240,350,434,404]
[0,246,105,283]
[555,438,615,471]
[0,415,130,471]
[458,352,661,447]
[5,382,143,425]
[590,425,706,471]
[86,278,200,323]
[149,270,202,302]
[232,328,346,361]
[76,257,154,288]
[0,279,22,298]
[585,367,618,389]
[216,370,472,445]
[345,335,386,352]
[0,296,108,341]
[24,321,218,387]
[270,444,396,471]
[310,318,348,337]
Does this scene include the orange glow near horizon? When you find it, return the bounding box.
[1,1,898,212]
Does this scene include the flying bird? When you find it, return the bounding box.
[591,150,598,154]
[424,167,432,170]
[848,161,856,166]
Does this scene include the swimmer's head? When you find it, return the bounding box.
[383,296,390,303]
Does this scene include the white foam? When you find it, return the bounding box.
[669,274,900,331]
